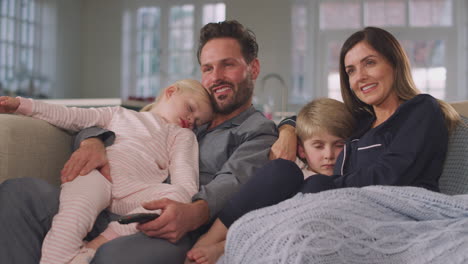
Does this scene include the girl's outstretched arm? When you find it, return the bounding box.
[15,97,116,132]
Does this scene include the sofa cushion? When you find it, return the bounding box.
[439,116,468,195]
[0,114,73,186]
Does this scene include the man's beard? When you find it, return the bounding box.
[210,75,254,115]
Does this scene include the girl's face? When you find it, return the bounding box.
[155,87,213,129]
[344,41,400,111]
[297,132,345,176]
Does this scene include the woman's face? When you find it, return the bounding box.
[344,41,399,111]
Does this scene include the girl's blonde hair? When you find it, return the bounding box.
[339,27,461,133]
[296,98,356,143]
[140,79,211,112]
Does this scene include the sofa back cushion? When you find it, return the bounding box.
[0,114,73,186]
[439,116,468,195]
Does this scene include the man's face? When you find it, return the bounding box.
[199,38,259,115]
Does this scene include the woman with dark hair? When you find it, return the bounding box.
[185,26,462,264]
[338,27,459,132]
[268,26,461,195]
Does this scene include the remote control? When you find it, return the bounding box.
[117,213,160,224]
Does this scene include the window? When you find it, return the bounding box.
[123,1,225,103]
[168,5,195,85]
[135,7,161,100]
[291,0,466,104]
[0,0,41,97]
[365,1,406,27]
[290,3,308,104]
[320,1,361,30]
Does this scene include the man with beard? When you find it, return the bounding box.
[0,20,278,263]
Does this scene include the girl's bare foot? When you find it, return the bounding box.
[185,218,228,264]
[69,235,109,264]
[187,241,225,264]
[69,247,96,264]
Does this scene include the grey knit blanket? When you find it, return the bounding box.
[219,186,468,264]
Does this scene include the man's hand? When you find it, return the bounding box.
[61,137,111,183]
[137,199,210,243]
[269,124,297,161]
[0,96,20,113]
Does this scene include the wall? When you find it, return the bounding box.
[49,0,467,103]
[76,0,291,103]
[81,0,123,98]
[41,0,82,98]
[44,0,123,99]
[227,0,292,114]
[49,0,291,101]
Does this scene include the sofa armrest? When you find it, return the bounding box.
[0,114,74,186]
[439,102,468,195]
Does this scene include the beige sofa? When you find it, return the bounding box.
[1,101,468,190]
[0,114,73,186]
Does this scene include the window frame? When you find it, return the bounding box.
[291,0,467,108]
[0,0,41,97]
[121,0,225,102]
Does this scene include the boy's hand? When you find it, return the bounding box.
[0,96,20,113]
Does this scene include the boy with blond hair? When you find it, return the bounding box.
[296,98,355,178]
[185,98,355,264]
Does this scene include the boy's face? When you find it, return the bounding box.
[298,132,345,176]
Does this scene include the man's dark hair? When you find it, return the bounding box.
[197,20,258,65]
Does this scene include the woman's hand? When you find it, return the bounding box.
[61,137,111,183]
[0,96,20,113]
[269,124,297,161]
